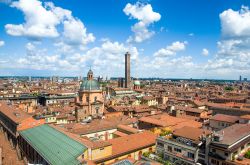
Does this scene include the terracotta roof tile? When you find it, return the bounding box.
[210,114,240,123]
[173,126,211,142]
[108,131,156,156]
[0,101,31,124]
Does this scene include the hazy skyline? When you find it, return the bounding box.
[0,0,250,79]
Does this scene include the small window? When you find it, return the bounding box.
[174,148,181,153]
[224,152,228,156]
[188,152,194,159]
[94,96,97,102]
[211,159,216,164]
[168,146,172,152]
[212,148,216,153]
[157,142,164,147]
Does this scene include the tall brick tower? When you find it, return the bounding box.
[125,52,130,88]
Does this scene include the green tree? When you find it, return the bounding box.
[143,151,150,157]
[244,150,250,159]
[224,86,234,91]
[164,161,172,165]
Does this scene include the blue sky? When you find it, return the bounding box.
[0,0,250,79]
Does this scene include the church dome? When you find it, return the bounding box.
[80,69,100,91]
[80,80,100,91]
[88,69,93,75]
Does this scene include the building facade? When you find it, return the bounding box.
[156,126,211,165]
[75,69,104,122]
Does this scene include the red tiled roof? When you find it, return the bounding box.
[139,114,202,130]
[108,131,156,156]
[113,131,128,137]
[71,117,137,135]
[210,114,240,123]
[173,126,211,142]
[0,101,31,124]
[117,124,139,134]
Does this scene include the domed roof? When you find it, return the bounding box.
[134,80,140,86]
[88,69,93,75]
[80,80,100,91]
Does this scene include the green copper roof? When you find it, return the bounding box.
[80,80,100,91]
[19,124,87,165]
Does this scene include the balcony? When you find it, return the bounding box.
[157,136,197,152]
[156,146,164,154]
[164,150,195,164]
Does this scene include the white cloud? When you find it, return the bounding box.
[5,0,60,38]
[8,40,139,76]
[153,41,187,57]
[220,6,250,37]
[206,39,250,71]
[202,48,209,56]
[5,0,95,49]
[81,41,139,75]
[3,3,250,79]
[0,40,5,47]
[63,18,95,47]
[15,42,78,70]
[123,2,161,43]
[135,54,200,78]
[46,2,95,48]
[45,2,72,21]
[205,6,250,77]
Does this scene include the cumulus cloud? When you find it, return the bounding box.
[153,41,187,57]
[3,2,250,79]
[123,2,161,43]
[62,18,95,47]
[204,6,250,78]
[220,5,250,38]
[80,41,139,75]
[0,40,5,47]
[5,0,95,48]
[16,42,76,70]
[5,0,60,38]
[10,40,139,76]
[206,39,250,70]
[135,54,199,78]
[202,48,209,56]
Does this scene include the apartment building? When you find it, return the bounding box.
[209,124,250,165]
[156,126,211,165]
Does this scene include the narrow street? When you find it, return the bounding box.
[0,131,24,165]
